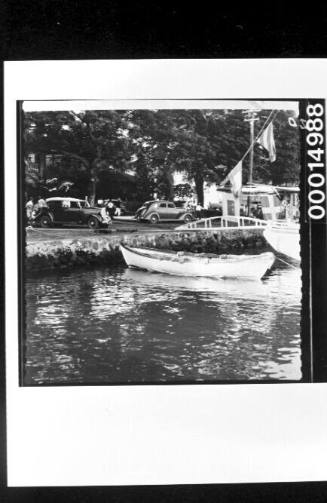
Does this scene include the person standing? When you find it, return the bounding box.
[115,198,122,217]
[195,202,203,219]
[100,203,112,225]
[256,203,264,220]
[25,197,34,225]
[107,200,116,220]
[37,195,47,208]
[33,195,47,220]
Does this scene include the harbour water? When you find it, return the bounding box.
[24,262,302,385]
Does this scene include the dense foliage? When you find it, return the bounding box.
[24,108,300,203]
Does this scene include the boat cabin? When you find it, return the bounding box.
[217,184,299,221]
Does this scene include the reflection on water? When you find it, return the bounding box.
[24,263,302,384]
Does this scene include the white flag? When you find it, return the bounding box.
[221,161,242,198]
[257,122,276,162]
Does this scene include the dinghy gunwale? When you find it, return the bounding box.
[120,244,275,266]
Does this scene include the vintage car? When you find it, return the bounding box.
[135,200,194,224]
[32,197,111,229]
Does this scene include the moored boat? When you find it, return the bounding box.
[120,244,275,280]
[263,221,300,263]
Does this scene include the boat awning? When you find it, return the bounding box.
[275,186,300,193]
[241,184,278,195]
[218,184,278,195]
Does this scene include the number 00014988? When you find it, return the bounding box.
[306,103,326,220]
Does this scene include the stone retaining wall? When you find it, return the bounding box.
[25,228,267,273]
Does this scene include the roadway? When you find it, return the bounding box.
[26,218,181,244]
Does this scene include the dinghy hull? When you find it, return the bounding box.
[120,245,275,280]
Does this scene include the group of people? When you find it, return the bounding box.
[25,195,47,225]
[250,204,264,220]
[99,199,122,222]
[240,203,264,219]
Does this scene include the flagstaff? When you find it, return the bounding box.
[243,109,259,184]
[243,109,259,214]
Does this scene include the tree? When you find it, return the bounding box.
[164,110,248,204]
[24,107,300,207]
[24,110,131,202]
[125,109,179,200]
[174,183,194,199]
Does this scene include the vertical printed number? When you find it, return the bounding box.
[307,102,326,220]
[306,104,324,117]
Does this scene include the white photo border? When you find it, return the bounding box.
[5,59,327,486]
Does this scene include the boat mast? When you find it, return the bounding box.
[243,110,259,215]
[249,115,255,184]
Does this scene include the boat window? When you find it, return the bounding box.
[261,196,269,207]
[227,200,235,215]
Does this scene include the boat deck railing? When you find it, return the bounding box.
[175,215,269,231]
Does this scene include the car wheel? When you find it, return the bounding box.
[150,214,159,224]
[88,216,99,229]
[40,215,52,228]
[183,214,193,223]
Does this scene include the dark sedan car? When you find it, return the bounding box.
[135,200,194,224]
[32,197,111,229]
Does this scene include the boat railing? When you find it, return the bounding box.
[175,215,269,231]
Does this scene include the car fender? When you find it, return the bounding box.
[178,212,194,220]
[89,213,102,222]
[147,212,160,221]
[34,209,54,223]
[47,211,55,223]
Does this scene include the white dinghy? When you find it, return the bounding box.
[120,244,275,280]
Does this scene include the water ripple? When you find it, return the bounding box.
[24,264,302,384]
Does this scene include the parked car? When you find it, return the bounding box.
[135,200,156,220]
[31,197,111,229]
[135,200,194,224]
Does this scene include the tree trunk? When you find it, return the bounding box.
[90,161,99,205]
[37,153,46,184]
[194,173,204,205]
[166,170,175,200]
[90,177,96,206]
[89,146,104,205]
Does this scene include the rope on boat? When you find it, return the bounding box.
[275,256,298,269]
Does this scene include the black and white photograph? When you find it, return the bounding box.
[21,99,302,385]
[4,60,327,488]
